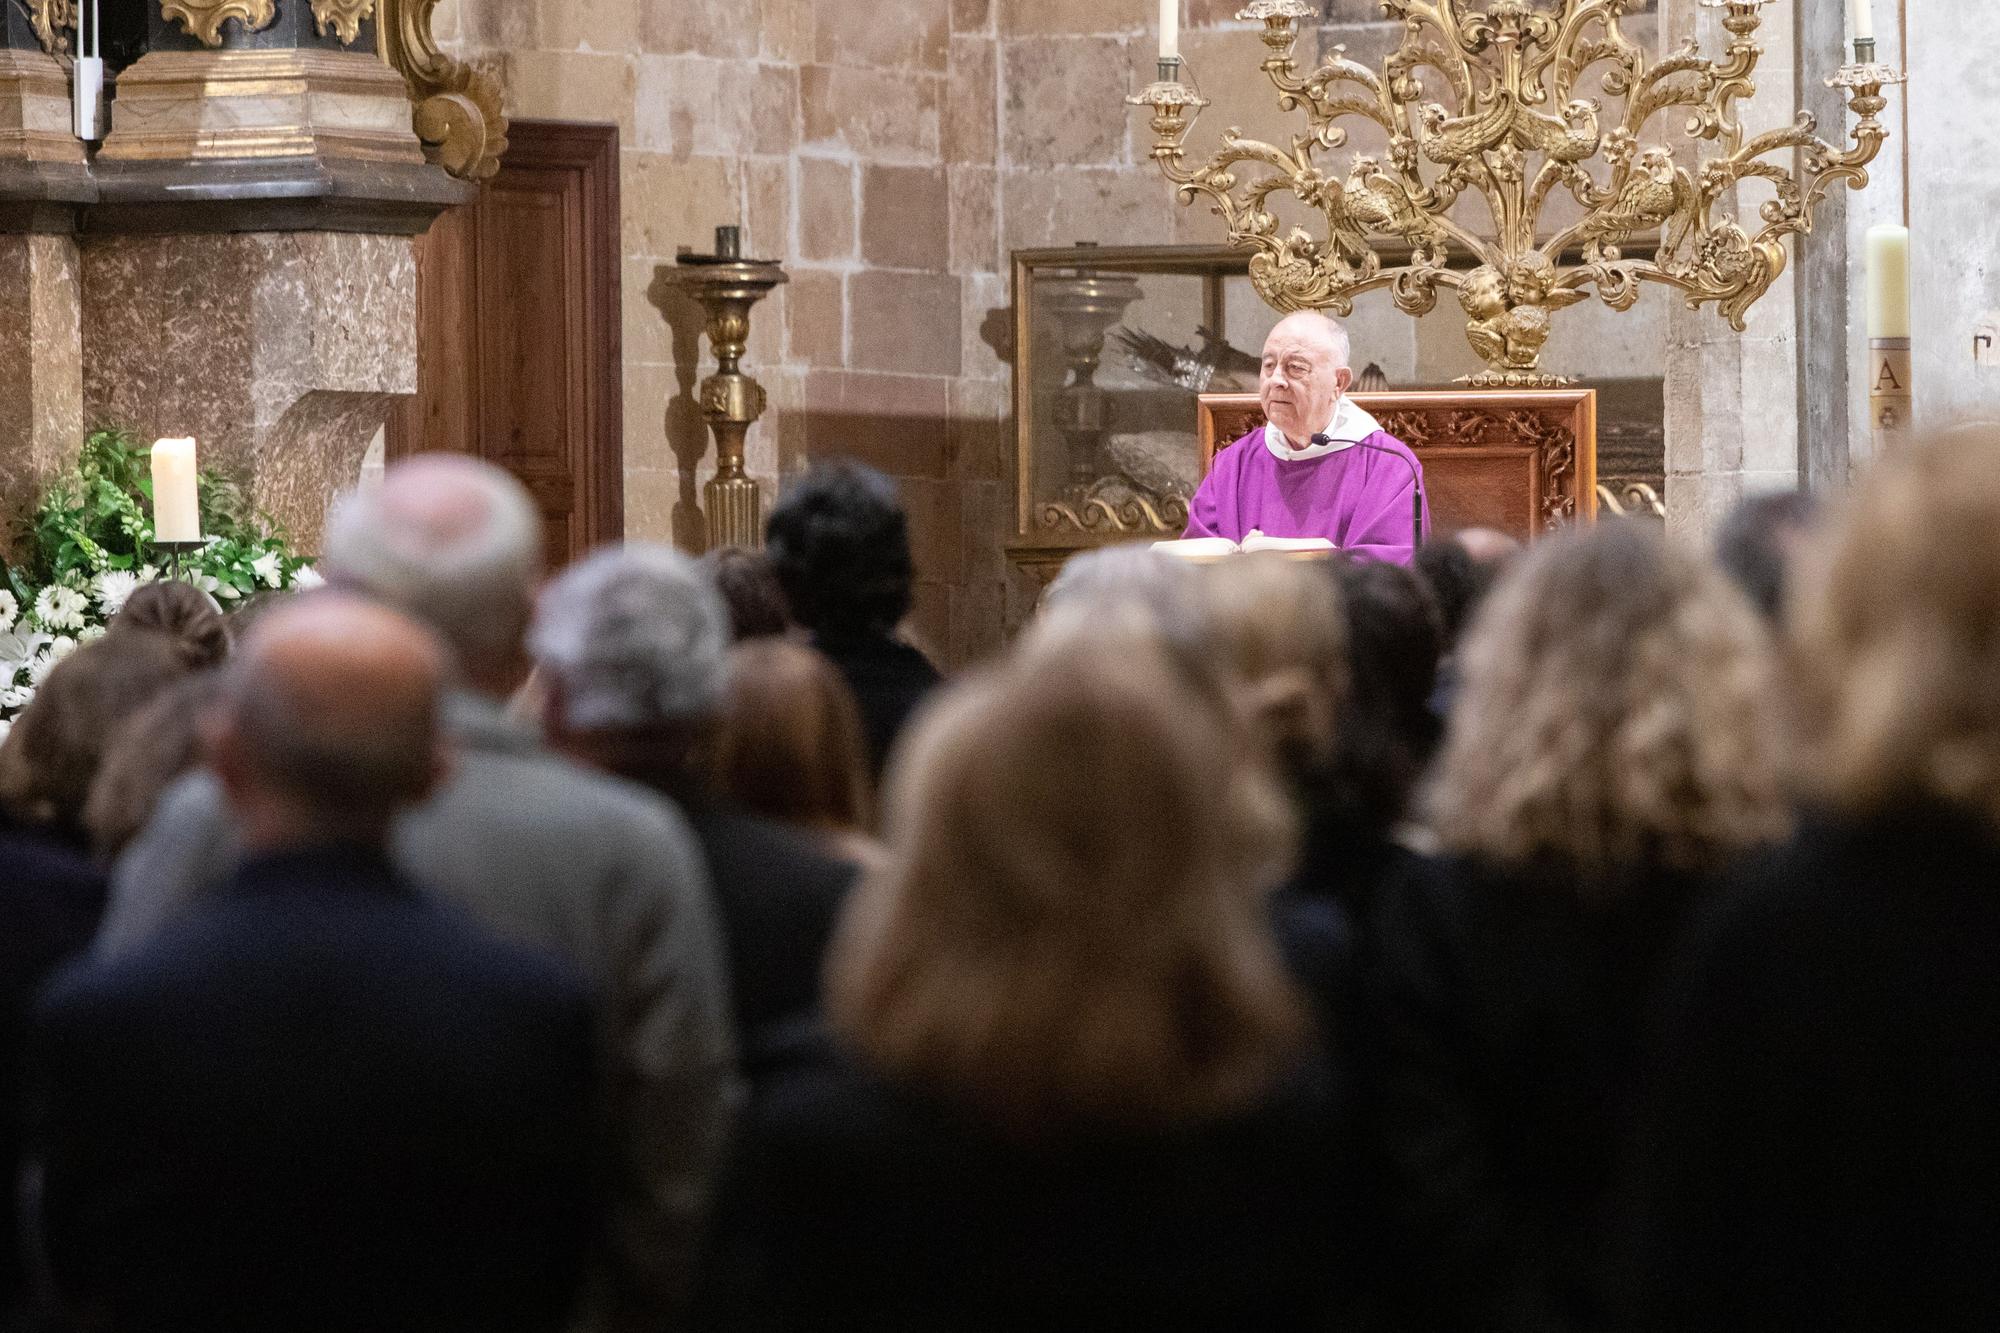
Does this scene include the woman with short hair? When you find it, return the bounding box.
[1363,520,1787,1332]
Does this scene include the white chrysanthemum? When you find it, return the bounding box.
[0,627,50,679]
[0,590,16,629]
[33,584,87,632]
[251,551,284,589]
[94,569,143,616]
[26,650,59,685]
[291,565,326,591]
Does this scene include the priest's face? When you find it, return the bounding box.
[1259,314,1353,447]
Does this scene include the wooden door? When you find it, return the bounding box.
[387,120,623,563]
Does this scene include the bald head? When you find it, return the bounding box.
[1455,527,1521,566]
[1260,311,1354,448]
[210,594,449,848]
[323,454,543,694]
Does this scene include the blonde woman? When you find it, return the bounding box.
[1632,428,2000,1331]
[1364,520,1786,1332]
[719,616,1345,1327]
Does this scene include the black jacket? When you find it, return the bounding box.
[1628,809,2000,1331]
[1361,854,1709,1331]
[30,843,598,1333]
[813,631,942,782]
[0,831,104,1331]
[712,1021,1345,1330]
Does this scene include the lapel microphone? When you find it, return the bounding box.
[1310,433,1427,557]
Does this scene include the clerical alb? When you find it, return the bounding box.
[1182,311,1428,565]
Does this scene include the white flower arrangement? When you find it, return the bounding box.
[1,430,320,724]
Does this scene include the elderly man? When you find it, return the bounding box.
[32,597,597,1333]
[98,457,737,1333]
[1184,310,1429,564]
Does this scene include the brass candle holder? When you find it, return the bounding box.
[667,225,789,550]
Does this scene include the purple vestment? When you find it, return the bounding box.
[1183,414,1429,565]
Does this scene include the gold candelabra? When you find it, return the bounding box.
[665,226,788,551]
[1129,0,1903,385]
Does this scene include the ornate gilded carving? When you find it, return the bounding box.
[310,0,376,45]
[28,0,75,55]
[377,0,508,181]
[1038,494,1190,536]
[160,0,278,48]
[1129,1,1903,384]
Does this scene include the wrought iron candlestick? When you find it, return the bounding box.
[1129,0,1903,385]
[668,226,788,551]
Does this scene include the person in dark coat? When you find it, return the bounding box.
[531,543,856,1053]
[717,610,1341,1329]
[765,462,941,781]
[1629,429,2000,1331]
[1363,522,1788,1332]
[28,596,597,1333]
[0,826,102,1332]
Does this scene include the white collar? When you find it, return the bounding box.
[1263,397,1383,462]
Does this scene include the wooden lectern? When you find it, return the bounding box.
[1197,389,1598,542]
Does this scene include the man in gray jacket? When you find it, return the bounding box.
[99,455,739,1333]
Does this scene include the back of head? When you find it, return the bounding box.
[1715,488,1820,624]
[1040,543,1194,622]
[701,546,793,642]
[1319,558,1444,832]
[113,580,231,668]
[321,454,542,674]
[530,543,730,733]
[763,462,913,639]
[713,637,872,831]
[213,595,446,835]
[1413,533,1513,655]
[1430,520,1787,886]
[1193,553,1348,781]
[826,618,1303,1137]
[0,621,219,836]
[1791,426,2000,825]
[84,671,228,861]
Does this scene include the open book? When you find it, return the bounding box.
[1152,530,1337,561]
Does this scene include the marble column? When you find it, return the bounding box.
[1660,0,1804,540]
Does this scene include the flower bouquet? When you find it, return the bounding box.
[1,429,320,727]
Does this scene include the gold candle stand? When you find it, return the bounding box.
[667,226,789,550]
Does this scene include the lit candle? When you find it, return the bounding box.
[1848,0,1873,44]
[1866,223,1909,339]
[150,437,202,543]
[1160,0,1179,61]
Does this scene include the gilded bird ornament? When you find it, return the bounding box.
[1513,98,1601,163]
[1341,157,1442,244]
[1576,148,1689,252]
[1416,94,1515,167]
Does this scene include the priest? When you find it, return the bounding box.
[1183,311,1428,564]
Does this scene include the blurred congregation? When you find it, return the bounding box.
[3,430,1999,1333]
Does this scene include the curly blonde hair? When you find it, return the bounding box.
[1790,425,2000,822]
[1192,554,1349,782]
[827,613,1305,1137]
[1427,521,1787,886]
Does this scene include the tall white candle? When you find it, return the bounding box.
[1866,224,1910,339]
[1160,0,1179,61]
[150,437,202,543]
[1848,0,1873,43]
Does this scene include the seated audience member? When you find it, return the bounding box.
[764,462,940,781]
[1303,559,1444,921]
[1412,526,1519,716]
[83,672,225,862]
[1039,541,1194,619]
[702,546,793,641]
[724,618,1341,1328]
[98,457,736,1331]
[1631,429,2000,1331]
[0,598,228,852]
[31,597,596,1333]
[1366,521,1786,1332]
[713,637,877,861]
[531,545,856,1045]
[1713,487,1820,624]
